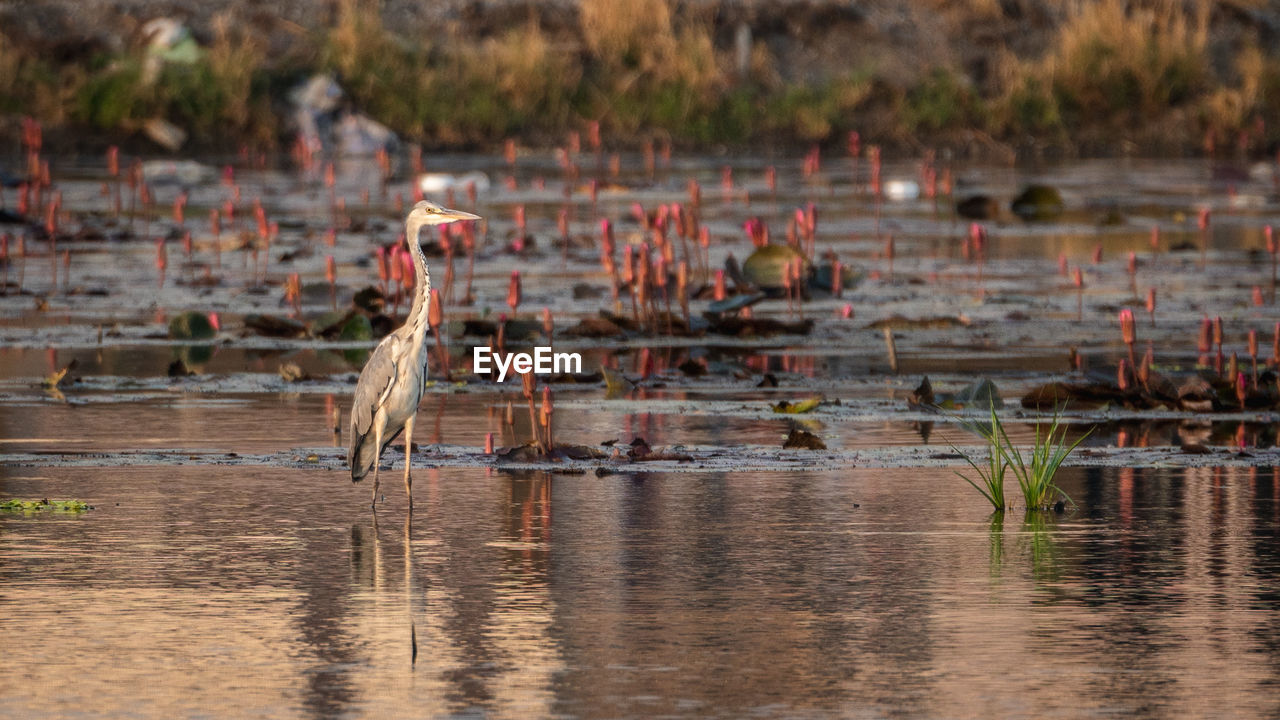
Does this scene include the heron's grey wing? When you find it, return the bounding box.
[349,335,401,479]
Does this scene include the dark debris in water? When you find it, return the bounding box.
[783,429,827,450]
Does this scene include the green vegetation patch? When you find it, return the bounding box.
[1,499,93,513]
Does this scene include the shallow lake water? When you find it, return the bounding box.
[3,151,1280,716]
[4,465,1280,718]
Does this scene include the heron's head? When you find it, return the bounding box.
[409,200,481,226]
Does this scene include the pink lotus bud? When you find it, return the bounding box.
[428,289,443,330]
[389,248,403,284]
[507,271,522,313]
[375,246,388,283]
[1198,317,1212,354]
[1119,308,1136,346]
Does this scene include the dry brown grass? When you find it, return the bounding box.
[579,0,674,71]
[0,31,72,122]
[12,0,1280,154]
[204,14,268,133]
[990,0,1215,139]
[1043,0,1209,117]
[580,0,723,89]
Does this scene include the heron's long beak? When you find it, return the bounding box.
[440,209,481,222]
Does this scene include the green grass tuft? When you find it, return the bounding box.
[953,404,1008,511]
[956,407,1090,511]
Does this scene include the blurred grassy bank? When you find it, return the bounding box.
[3,0,1280,157]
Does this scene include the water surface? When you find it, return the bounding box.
[4,465,1280,718]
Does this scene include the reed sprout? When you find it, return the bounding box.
[952,404,1008,511]
[956,406,1089,511]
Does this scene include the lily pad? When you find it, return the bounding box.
[742,245,808,291]
[811,263,863,294]
[1011,184,1064,221]
[168,311,217,340]
[936,379,1002,410]
[956,194,998,220]
[244,314,308,339]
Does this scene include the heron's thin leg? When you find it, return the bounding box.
[371,423,383,508]
[403,414,415,509]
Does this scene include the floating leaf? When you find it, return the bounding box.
[1,499,91,512]
[42,359,79,388]
[742,245,807,291]
[707,292,766,315]
[1011,184,1064,221]
[772,397,821,414]
[168,311,217,340]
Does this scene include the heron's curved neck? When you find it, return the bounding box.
[404,215,432,335]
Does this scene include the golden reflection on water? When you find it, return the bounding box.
[3,465,1280,718]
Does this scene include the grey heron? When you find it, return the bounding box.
[349,200,480,507]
